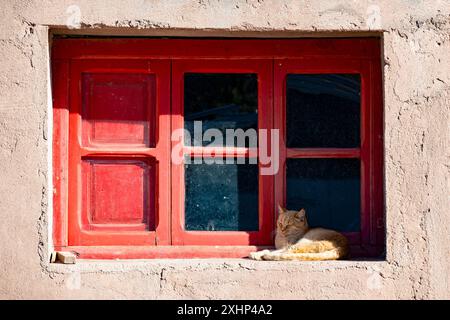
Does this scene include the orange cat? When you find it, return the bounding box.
[249,206,349,261]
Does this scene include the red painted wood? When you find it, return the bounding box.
[79,147,158,158]
[184,146,258,158]
[273,58,287,227]
[57,243,379,260]
[81,159,154,230]
[81,73,155,147]
[286,148,361,159]
[60,245,270,259]
[360,60,372,248]
[52,39,380,60]
[67,59,171,246]
[52,59,69,247]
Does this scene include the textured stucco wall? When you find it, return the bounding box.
[0,0,449,299]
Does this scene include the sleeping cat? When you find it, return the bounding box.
[249,206,349,261]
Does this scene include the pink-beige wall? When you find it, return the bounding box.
[0,0,449,299]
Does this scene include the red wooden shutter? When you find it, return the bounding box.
[67,59,171,246]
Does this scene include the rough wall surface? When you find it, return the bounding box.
[0,0,449,299]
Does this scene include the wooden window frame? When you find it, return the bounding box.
[274,58,384,257]
[171,59,274,246]
[52,38,383,259]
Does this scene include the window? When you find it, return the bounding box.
[52,38,383,259]
[171,60,274,247]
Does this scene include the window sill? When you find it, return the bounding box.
[55,245,270,260]
[46,256,387,275]
[54,244,383,260]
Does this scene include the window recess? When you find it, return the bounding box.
[52,38,383,259]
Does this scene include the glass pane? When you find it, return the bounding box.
[286,74,360,148]
[286,158,360,232]
[185,158,259,231]
[184,73,258,147]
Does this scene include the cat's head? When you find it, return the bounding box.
[276,205,309,235]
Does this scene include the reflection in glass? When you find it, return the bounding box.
[286,74,360,148]
[286,158,360,232]
[185,158,259,231]
[184,73,258,147]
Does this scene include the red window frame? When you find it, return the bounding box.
[52,38,383,259]
[274,58,384,257]
[171,59,274,246]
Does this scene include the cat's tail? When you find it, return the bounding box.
[262,248,346,261]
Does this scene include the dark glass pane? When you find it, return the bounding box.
[286,158,360,232]
[185,158,259,231]
[184,73,258,147]
[286,74,360,148]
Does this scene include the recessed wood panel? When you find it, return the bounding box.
[82,73,155,147]
[81,159,154,231]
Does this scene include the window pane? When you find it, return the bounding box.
[184,73,258,147]
[185,158,259,231]
[286,158,360,232]
[286,74,360,148]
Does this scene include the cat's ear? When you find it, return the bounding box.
[277,204,286,214]
[295,209,306,219]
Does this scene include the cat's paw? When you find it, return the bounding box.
[261,253,278,260]
[248,250,270,261]
[248,251,262,260]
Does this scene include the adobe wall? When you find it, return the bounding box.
[0,0,449,299]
